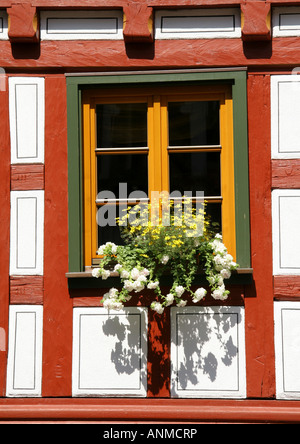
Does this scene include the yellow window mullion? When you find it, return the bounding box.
[83,97,93,268]
[90,103,98,261]
[148,95,163,194]
[220,91,236,260]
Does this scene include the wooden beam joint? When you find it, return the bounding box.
[7,3,39,43]
[241,1,271,42]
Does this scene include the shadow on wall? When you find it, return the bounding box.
[172,308,240,393]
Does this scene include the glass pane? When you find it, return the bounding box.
[97,103,147,148]
[97,154,148,198]
[205,203,222,234]
[168,101,219,146]
[98,224,124,248]
[169,152,220,197]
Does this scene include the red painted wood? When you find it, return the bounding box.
[42,75,73,397]
[0,398,300,423]
[241,2,271,41]
[11,164,44,190]
[0,87,10,397]
[7,3,38,42]
[274,276,300,300]
[10,276,44,304]
[272,159,300,189]
[245,74,276,398]
[1,37,300,69]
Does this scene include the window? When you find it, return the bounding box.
[82,85,236,268]
[66,70,250,274]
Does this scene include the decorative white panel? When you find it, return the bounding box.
[171,306,246,398]
[72,307,148,397]
[271,75,300,159]
[155,9,241,39]
[273,7,300,37]
[0,11,8,40]
[9,77,45,164]
[40,10,123,40]
[6,305,43,397]
[274,301,300,399]
[10,190,44,276]
[272,190,300,275]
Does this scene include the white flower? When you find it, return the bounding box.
[176,300,187,307]
[141,268,150,277]
[151,302,164,314]
[165,293,174,306]
[113,263,122,273]
[175,285,185,297]
[124,280,134,292]
[161,255,169,265]
[147,281,159,290]
[220,268,231,279]
[131,267,140,281]
[120,269,130,279]
[92,268,100,278]
[101,269,110,280]
[215,233,222,240]
[193,287,207,303]
[212,284,228,301]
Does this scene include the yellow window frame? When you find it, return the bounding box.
[82,85,235,268]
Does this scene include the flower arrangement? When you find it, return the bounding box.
[92,200,238,314]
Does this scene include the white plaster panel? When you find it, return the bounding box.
[272,190,300,275]
[40,10,123,40]
[274,301,300,399]
[72,307,148,397]
[271,75,300,158]
[9,77,45,164]
[0,11,8,40]
[155,9,241,39]
[170,306,246,398]
[273,7,300,37]
[10,190,44,276]
[6,305,43,397]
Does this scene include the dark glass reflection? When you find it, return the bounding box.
[205,203,222,234]
[97,154,148,198]
[97,103,147,148]
[169,152,220,197]
[168,101,219,146]
[98,224,124,247]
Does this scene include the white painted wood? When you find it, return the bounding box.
[9,77,45,164]
[273,7,300,37]
[271,75,300,159]
[155,9,241,39]
[274,301,300,399]
[0,11,8,40]
[6,305,43,397]
[40,10,123,40]
[10,190,44,276]
[170,306,246,398]
[272,190,300,275]
[72,307,148,397]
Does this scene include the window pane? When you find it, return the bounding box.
[205,202,222,234]
[98,224,124,247]
[97,154,148,198]
[169,152,220,196]
[168,101,219,146]
[97,103,147,148]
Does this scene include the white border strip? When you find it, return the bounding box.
[273,7,300,37]
[155,8,241,39]
[6,305,43,397]
[40,10,123,40]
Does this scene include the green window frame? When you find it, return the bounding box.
[66,69,251,284]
